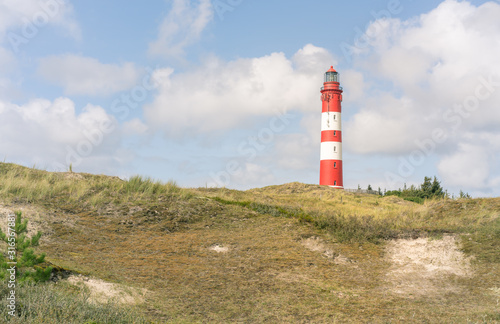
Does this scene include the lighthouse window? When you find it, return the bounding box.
[325,72,339,82]
[334,131,336,136]
[334,162,337,168]
[334,146,336,152]
[333,115,336,120]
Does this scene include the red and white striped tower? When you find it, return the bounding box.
[320,66,343,188]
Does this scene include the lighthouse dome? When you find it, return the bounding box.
[325,66,339,83]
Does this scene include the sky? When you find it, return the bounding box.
[0,0,499,197]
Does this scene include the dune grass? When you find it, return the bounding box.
[0,163,188,208]
[0,163,498,322]
[196,183,500,245]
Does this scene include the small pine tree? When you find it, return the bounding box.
[367,184,373,191]
[420,176,433,198]
[459,190,471,199]
[431,176,444,198]
[0,211,52,283]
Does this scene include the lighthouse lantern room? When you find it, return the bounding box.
[319,66,343,188]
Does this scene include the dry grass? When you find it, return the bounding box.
[0,163,188,208]
[0,280,151,323]
[0,164,499,323]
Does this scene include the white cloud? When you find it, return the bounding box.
[148,0,213,59]
[346,0,500,154]
[341,69,366,103]
[437,143,493,189]
[345,95,424,154]
[208,162,275,189]
[0,97,125,173]
[272,112,324,172]
[292,44,337,74]
[37,54,141,96]
[236,163,275,186]
[123,118,149,135]
[0,0,80,42]
[144,44,334,135]
[274,133,317,170]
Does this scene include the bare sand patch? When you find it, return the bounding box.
[210,244,230,253]
[67,275,147,305]
[385,234,473,296]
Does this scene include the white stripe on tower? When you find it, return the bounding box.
[320,142,342,160]
[320,112,342,131]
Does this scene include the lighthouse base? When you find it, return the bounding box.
[319,160,343,187]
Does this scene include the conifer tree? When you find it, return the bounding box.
[431,176,444,198]
[420,176,433,198]
[0,211,52,283]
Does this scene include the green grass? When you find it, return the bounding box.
[461,216,500,263]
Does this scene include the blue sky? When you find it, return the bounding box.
[1,0,499,197]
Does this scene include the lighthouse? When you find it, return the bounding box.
[320,66,343,188]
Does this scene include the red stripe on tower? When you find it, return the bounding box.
[321,130,342,142]
[319,66,344,188]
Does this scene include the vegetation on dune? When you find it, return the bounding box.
[207,180,498,245]
[0,162,498,322]
[0,281,151,323]
[0,163,189,208]
[0,187,154,322]
[385,176,446,204]
[211,196,398,243]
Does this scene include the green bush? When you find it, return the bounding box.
[385,176,446,201]
[403,197,424,204]
[385,190,401,197]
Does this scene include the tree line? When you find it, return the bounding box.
[363,176,470,204]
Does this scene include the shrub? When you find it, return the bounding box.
[403,197,424,204]
[385,190,401,197]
